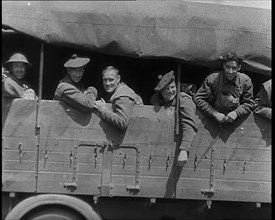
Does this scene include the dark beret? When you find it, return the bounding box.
[64,54,90,68]
[154,71,175,91]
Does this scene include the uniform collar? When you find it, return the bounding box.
[222,72,241,86]
[9,73,28,87]
[62,75,83,88]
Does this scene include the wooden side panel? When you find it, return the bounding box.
[2,99,37,193]
[176,113,271,203]
[38,101,272,203]
[2,100,271,204]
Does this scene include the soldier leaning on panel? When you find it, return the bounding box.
[254,79,272,119]
[193,52,255,124]
[94,66,143,131]
[150,71,198,166]
[2,53,37,99]
[54,54,98,112]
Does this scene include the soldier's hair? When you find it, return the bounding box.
[102,66,119,77]
[220,52,243,65]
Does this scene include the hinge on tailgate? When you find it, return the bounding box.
[201,146,215,209]
[35,126,40,135]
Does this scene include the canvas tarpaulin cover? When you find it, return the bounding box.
[2,1,271,75]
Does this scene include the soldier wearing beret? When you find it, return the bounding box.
[193,52,255,124]
[2,52,37,100]
[54,54,97,112]
[254,79,271,119]
[150,71,198,166]
[94,66,143,131]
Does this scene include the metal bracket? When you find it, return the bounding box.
[18,143,24,164]
[63,147,78,191]
[63,182,77,189]
[126,185,140,192]
[148,154,152,170]
[35,126,40,135]
[120,145,141,194]
[194,155,198,172]
[201,188,215,197]
[43,149,48,168]
[98,185,113,197]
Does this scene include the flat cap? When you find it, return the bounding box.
[64,54,90,68]
[154,71,175,91]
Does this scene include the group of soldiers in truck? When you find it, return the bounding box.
[2,52,272,166]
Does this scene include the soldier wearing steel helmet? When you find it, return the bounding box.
[2,53,37,99]
[194,52,255,124]
[150,71,198,166]
[54,54,97,112]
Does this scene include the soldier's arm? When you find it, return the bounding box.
[58,84,97,112]
[254,85,271,119]
[235,78,255,117]
[98,97,135,131]
[193,76,218,117]
[179,97,198,152]
[2,79,21,98]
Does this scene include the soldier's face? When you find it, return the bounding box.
[11,62,26,80]
[160,81,177,102]
[102,70,120,94]
[67,67,84,83]
[223,61,240,81]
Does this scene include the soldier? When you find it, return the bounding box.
[54,54,97,112]
[94,66,143,130]
[254,79,271,119]
[150,71,198,165]
[193,52,255,124]
[2,53,37,99]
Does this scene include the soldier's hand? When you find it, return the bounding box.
[226,111,238,123]
[177,150,188,167]
[213,112,227,124]
[94,98,107,111]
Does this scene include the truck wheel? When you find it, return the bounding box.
[22,205,84,220]
[5,194,101,220]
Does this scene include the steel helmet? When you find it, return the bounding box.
[5,53,32,66]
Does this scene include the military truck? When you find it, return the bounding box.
[2,1,271,220]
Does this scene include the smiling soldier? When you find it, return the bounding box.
[150,71,198,165]
[2,52,37,99]
[194,52,255,124]
[94,66,143,131]
[54,54,97,112]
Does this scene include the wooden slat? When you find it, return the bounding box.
[3,150,36,161]
[2,171,36,192]
[3,161,36,171]
[237,149,271,162]
[37,172,101,195]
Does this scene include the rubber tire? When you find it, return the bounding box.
[5,194,101,220]
[22,205,84,220]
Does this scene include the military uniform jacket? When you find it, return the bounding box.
[193,71,255,117]
[151,92,198,152]
[98,83,143,131]
[54,75,97,112]
[254,79,271,119]
[2,74,37,99]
